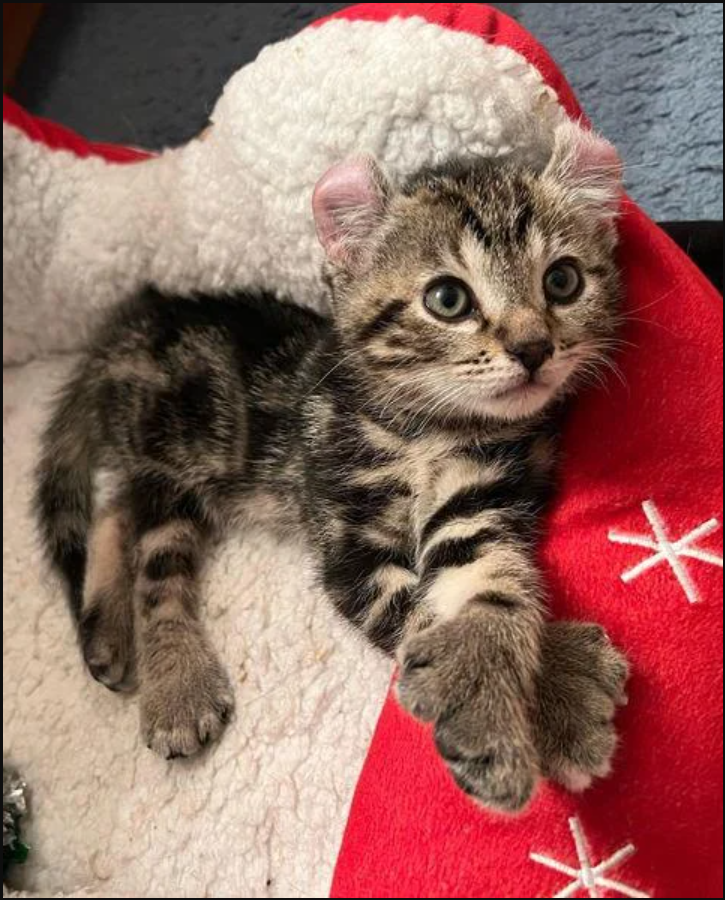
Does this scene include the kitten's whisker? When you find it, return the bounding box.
[625,281,682,316]
[306,347,368,394]
[623,315,679,338]
[419,386,460,426]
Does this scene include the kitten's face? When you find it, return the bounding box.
[313,123,623,423]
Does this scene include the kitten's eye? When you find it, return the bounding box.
[544,260,583,305]
[423,279,473,321]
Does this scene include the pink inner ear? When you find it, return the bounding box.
[547,123,624,216]
[312,158,384,263]
[573,130,622,181]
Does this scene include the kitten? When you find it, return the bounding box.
[36,121,628,812]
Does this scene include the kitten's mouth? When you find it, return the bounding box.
[490,377,550,401]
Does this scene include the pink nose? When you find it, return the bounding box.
[505,339,554,374]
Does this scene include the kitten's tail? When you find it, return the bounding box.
[34,369,96,620]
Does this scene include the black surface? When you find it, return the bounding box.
[660,221,723,293]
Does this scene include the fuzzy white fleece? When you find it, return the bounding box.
[2,15,566,899]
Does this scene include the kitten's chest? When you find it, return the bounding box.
[345,424,469,544]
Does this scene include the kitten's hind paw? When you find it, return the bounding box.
[80,596,136,692]
[141,640,235,759]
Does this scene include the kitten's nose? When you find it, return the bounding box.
[506,338,554,374]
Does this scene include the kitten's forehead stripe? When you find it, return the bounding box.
[434,185,493,249]
[461,205,492,249]
[512,201,534,244]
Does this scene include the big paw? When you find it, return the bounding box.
[397,617,539,812]
[535,620,629,791]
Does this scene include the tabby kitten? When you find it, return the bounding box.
[36,122,628,812]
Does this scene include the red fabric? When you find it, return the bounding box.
[329,6,724,900]
[3,95,150,162]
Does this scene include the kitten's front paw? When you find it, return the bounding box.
[141,640,235,759]
[397,619,538,812]
[535,621,629,792]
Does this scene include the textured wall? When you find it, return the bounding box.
[518,3,723,219]
[11,2,723,220]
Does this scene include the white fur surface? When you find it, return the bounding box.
[3,16,565,366]
[2,14,567,897]
[3,358,390,898]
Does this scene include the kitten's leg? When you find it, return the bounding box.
[130,475,234,759]
[321,541,420,654]
[397,475,544,811]
[79,497,137,692]
[534,621,629,791]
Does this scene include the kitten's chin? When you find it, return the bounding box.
[460,380,560,422]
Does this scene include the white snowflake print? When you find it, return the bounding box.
[530,816,650,898]
[608,499,723,604]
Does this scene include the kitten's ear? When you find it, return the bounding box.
[313,157,389,269]
[543,121,623,220]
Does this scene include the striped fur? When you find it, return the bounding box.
[35,140,628,809]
